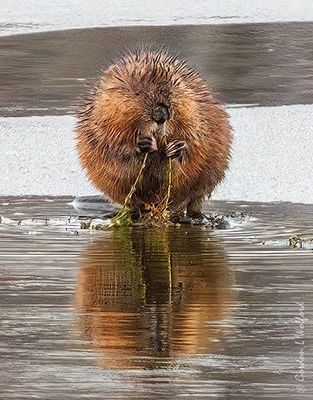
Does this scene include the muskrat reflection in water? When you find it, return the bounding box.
[75,227,235,369]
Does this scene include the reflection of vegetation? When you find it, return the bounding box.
[76,227,236,369]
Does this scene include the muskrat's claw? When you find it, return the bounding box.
[137,136,158,153]
[166,140,188,162]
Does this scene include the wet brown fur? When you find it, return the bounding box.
[76,50,232,215]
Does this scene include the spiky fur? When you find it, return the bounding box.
[76,50,232,214]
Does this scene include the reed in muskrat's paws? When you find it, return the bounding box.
[76,50,232,224]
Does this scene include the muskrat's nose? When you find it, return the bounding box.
[152,105,169,124]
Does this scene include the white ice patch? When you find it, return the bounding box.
[1,104,313,204]
[1,0,313,37]
[214,105,313,204]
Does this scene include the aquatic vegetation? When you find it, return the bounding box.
[288,235,313,249]
[109,155,174,228]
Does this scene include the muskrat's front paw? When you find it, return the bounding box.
[166,140,188,162]
[137,136,158,154]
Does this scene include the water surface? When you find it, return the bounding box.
[1,22,313,116]
[1,197,312,398]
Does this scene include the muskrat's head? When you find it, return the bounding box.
[89,50,210,146]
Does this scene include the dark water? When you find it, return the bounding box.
[1,22,313,116]
[1,197,312,399]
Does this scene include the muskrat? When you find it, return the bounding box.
[76,50,232,219]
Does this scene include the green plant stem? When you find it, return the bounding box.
[162,158,172,214]
[123,153,148,207]
[109,153,148,227]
